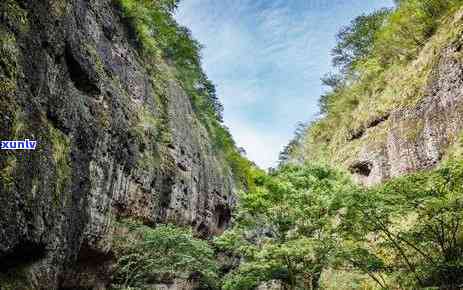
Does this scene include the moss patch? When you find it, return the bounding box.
[442,132,463,160]
[1,0,29,32]
[400,118,425,143]
[0,109,29,192]
[11,110,28,139]
[49,0,68,18]
[0,79,16,95]
[0,28,18,79]
[0,28,19,114]
[133,106,170,172]
[0,155,17,191]
[84,43,106,78]
[49,125,71,207]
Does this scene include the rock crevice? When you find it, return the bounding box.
[350,42,463,186]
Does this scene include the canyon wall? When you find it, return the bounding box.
[0,0,235,288]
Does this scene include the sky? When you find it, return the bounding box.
[175,0,394,169]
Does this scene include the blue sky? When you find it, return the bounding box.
[175,0,394,169]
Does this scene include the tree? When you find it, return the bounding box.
[339,158,463,289]
[278,122,309,165]
[198,74,224,123]
[113,223,219,289]
[320,72,344,91]
[217,164,356,289]
[332,8,391,72]
[219,156,463,289]
[373,0,460,66]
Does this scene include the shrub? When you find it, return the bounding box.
[340,158,463,289]
[113,222,219,289]
[332,8,391,73]
[217,164,357,290]
[373,0,460,67]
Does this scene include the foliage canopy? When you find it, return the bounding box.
[219,158,463,289]
[113,222,219,289]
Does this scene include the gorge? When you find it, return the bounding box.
[1,0,463,289]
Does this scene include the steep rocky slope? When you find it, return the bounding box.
[288,8,463,186]
[0,0,235,288]
[348,34,463,186]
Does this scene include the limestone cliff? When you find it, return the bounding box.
[0,0,235,288]
[288,9,463,186]
[348,36,463,186]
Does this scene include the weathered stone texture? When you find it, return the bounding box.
[0,0,235,289]
[350,39,463,185]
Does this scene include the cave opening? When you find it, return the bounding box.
[65,45,100,95]
[349,161,373,177]
[215,204,231,231]
[0,241,46,273]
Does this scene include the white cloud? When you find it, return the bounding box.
[175,0,394,168]
[228,119,288,169]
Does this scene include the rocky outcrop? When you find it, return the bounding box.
[0,0,235,289]
[349,36,463,186]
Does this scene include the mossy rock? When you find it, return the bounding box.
[84,43,106,78]
[0,79,16,96]
[49,124,72,207]
[49,0,69,18]
[0,0,29,33]
[0,155,17,192]
[0,28,18,80]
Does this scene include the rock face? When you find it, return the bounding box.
[349,38,463,186]
[0,0,235,289]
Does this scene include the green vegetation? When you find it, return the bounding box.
[133,108,164,171]
[83,43,105,78]
[111,154,463,289]
[332,8,391,74]
[216,164,354,290]
[217,157,463,289]
[0,79,16,96]
[11,110,27,139]
[117,0,254,188]
[117,0,221,123]
[49,125,71,206]
[108,2,463,289]
[0,0,28,32]
[112,221,219,289]
[48,0,68,18]
[0,27,18,114]
[285,0,463,166]
[373,0,460,66]
[0,155,17,191]
[279,122,310,165]
[338,158,463,289]
[0,110,27,192]
[0,27,18,80]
